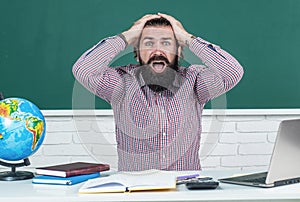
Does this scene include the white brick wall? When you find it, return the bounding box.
[27,109,300,171]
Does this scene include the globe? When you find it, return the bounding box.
[0,98,46,161]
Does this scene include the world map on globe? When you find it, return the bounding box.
[0,98,46,161]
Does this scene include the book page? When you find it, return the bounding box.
[121,169,177,190]
[79,169,177,193]
[79,175,127,193]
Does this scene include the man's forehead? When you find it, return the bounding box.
[141,26,175,40]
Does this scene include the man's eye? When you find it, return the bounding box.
[145,41,153,46]
[162,41,171,46]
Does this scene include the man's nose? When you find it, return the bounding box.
[152,48,164,56]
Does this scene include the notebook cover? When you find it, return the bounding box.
[36,162,110,177]
[32,172,100,185]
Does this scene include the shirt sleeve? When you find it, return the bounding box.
[72,35,127,103]
[189,37,244,104]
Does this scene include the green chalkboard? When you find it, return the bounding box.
[1,0,300,109]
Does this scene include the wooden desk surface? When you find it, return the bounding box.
[0,169,300,202]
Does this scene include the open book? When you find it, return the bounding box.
[78,169,177,193]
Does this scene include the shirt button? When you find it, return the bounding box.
[162,154,166,159]
[162,132,167,136]
[161,109,165,114]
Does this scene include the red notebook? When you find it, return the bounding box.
[36,162,110,177]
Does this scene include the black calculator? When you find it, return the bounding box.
[185,178,219,190]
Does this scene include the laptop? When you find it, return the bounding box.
[219,119,300,188]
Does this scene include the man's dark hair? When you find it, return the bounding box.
[133,17,180,59]
[143,17,172,27]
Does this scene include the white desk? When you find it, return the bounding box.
[0,170,300,202]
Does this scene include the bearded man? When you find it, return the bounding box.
[73,13,244,171]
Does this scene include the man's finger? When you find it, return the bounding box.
[157,13,176,22]
[141,14,160,21]
[134,14,160,27]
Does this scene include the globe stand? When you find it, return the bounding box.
[0,158,34,181]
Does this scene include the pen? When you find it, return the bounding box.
[177,174,200,181]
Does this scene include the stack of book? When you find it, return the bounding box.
[32,162,110,185]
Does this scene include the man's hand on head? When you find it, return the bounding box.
[122,14,161,47]
[157,13,194,47]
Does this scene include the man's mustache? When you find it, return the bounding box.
[147,55,170,64]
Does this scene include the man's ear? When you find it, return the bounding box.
[177,46,182,58]
[136,50,140,62]
[134,47,139,62]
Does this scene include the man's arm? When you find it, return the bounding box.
[72,36,126,103]
[189,37,244,103]
[158,13,244,104]
[72,14,161,103]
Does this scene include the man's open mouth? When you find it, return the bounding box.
[150,61,167,73]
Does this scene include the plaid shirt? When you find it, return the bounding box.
[73,35,243,171]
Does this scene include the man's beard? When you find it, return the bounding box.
[138,55,179,93]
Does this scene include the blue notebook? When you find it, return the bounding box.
[32,172,100,185]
